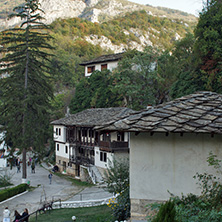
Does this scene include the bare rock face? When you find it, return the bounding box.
[85,0,99,7]
[0,0,145,29]
[39,0,86,24]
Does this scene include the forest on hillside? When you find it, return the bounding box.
[48,10,196,118]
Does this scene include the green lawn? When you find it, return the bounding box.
[29,205,114,222]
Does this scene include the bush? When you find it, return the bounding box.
[0,174,12,187]
[104,157,130,221]
[152,200,177,222]
[0,183,29,202]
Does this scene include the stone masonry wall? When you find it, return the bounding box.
[130,198,164,221]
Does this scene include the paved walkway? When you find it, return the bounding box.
[0,163,111,222]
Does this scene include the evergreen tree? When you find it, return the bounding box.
[0,0,54,181]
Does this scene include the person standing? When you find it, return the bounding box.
[21,208,29,222]
[3,207,11,222]
[48,173,52,184]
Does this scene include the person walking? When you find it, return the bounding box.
[17,163,21,173]
[13,210,21,222]
[48,173,53,184]
[3,207,11,222]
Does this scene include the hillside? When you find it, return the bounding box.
[48,9,196,91]
[0,0,197,30]
[0,0,199,98]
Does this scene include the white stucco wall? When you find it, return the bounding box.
[53,125,66,143]
[55,142,69,159]
[95,146,114,169]
[85,61,118,77]
[130,132,222,201]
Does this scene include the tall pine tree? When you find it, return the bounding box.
[0,0,54,182]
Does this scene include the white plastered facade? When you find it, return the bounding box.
[85,61,118,77]
[130,132,222,220]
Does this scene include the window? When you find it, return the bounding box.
[59,128,61,136]
[117,132,125,141]
[57,144,59,151]
[56,128,58,135]
[87,66,95,73]
[101,64,107,71]
[65,146,68,154]
[100,152,107,162]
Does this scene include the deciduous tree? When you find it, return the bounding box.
[194,0,222,92]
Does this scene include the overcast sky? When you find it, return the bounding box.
[128,0,203,16]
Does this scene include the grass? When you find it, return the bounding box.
[53,172,94,187]
[29,205,114,222]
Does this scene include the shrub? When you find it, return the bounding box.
[0,183,28,202]
[0,174,12,187]
[104,157,130,221]
[152,200,177,222]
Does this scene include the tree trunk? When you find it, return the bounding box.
[22,148,27,181]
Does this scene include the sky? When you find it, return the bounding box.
[128,0,203,16]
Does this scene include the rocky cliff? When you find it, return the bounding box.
[0,0,197,29]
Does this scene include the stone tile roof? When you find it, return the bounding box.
[51,107,135,127]
[79,53,124,66]
[96,92,222,134]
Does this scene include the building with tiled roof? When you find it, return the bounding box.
[51,107,135,183]
[96,91,222,221]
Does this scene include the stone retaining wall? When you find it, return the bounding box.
[52,197,113,209]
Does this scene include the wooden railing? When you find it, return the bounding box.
[98,141,129,152]
[70,155,94,166]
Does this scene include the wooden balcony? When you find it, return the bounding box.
[98,141,129,152]
[67,137,94,149]
[70,155,94,166]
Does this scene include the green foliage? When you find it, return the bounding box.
[169,33,204,99]
[112,49,158,110]
[152,200,177,222]
[0,183,28,202]
[112,48,178,109]
[47,9,193,91]
[69,70,122,114]
[104,157,129,194]
[104,157,130,221]
[50,90,75,120]
[0,173,12,187]
[107,186,130,221]
[0,0,54,151]
[194,0,222,93]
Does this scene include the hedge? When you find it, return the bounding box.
[0,184,29,202]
